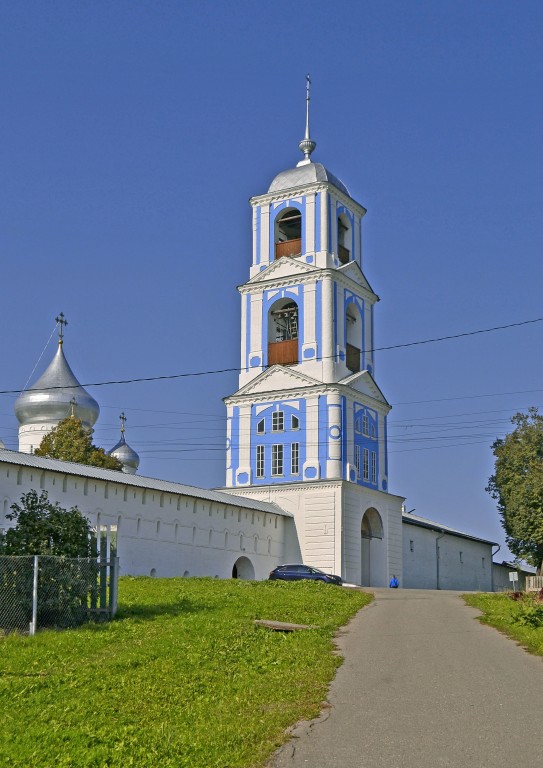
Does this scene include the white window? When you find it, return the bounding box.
[256,419,265,434]
[354,445,361,477]
[272,444,284,476]
[256,445,265,478]
[291,415,300,430]
[272,411,284,432]
[291,443,300,475]
[363,448,369,481]
[363,413,369,436]
[371,451,377,483]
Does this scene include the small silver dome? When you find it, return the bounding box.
[14,343,100,429]
[268,162,350,196]
[109,434,140,474]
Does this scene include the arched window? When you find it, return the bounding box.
[346,303,361,373]
[274,208,302,259]
[268,299,299,365]
[338,213,351,264]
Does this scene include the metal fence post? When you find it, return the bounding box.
[30,555,38,636]
[109,557,119,617]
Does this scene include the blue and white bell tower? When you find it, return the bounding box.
[224,78,403,586]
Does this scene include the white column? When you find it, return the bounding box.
[250,293,263,361]
[252,206,258,265]
[320,191,328,253]
[240,292,247,370]
[302,282,317,352]
[260,204,270,265]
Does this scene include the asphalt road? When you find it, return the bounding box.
[269,588,543,768]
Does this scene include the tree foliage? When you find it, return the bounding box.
[34,416,123,470]
[487,408,543,571]
[1,489,95,557]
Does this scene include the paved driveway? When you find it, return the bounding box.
[270,588,543,767]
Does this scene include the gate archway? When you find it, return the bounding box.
[360,508,386,587]
[232,556,255,580]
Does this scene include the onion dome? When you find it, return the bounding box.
[14,331,99,430]
[108,412,139,474]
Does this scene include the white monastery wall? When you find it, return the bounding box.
[0,451,290,581]
[402,522,494,591]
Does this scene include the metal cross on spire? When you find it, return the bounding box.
[55,312,68,344]
[70,396,77,418]
[119,412,127,435]
[298,73,316,164]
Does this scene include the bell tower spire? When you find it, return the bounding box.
[298,74,316,166]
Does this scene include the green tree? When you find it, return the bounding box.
[487,408,543,572]
[2,489,94,557]
[34,416,123,470]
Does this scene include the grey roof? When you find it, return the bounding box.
[0,448,291,517]
[14,343,99,428]
[402,512,498,546]
[268,162,350,196]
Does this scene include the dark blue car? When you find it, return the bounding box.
[269,564,342,585]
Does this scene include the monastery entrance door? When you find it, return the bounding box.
[360,508,385,586]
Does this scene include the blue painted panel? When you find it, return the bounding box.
[245,294,251,372]
[230,406,240,482]
[318,395,328,478]
[237,472,249,484]
[249,400,306,485]
[315,192,321,252]
[333,282,338,360]
[255,206,261,265]
[305,466,317,479]
[352,403,379,489]
[315,279,322,361]
[341,396,348,477]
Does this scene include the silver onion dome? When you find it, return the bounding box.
[109,433,140,474]
[14,342,100,429]
[108,412,139,474]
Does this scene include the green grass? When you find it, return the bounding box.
[463,592,543,656]
[0,577,370,768]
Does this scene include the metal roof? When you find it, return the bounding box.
[402,512,498,546]
[0,449,291,517]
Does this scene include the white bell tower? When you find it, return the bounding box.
[223,78,404,586]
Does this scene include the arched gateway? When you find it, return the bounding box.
[232,556,255,580]
[360,508,386,587]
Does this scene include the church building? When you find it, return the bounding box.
[0,81,501,591]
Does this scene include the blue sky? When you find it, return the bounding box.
[1,1,542,558]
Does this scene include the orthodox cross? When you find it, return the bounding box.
[70,397,77,418]
[55,312,68,344]
[120,412,127,435]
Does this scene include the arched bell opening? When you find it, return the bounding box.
[338,213,351,264]
[346,302,361,373]
[274,208,302,259]
[232,556,255,580]
[360,507,386,587]
[268,298,299,366]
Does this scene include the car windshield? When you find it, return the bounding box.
[310,567,326,575]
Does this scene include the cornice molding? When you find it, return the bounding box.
[249,181,367,217]
[238,264,378,302]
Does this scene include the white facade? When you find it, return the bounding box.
[0,450,292,581]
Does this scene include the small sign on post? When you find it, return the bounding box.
[509,571,518,590]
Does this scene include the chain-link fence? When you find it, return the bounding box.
[0,555,118,636]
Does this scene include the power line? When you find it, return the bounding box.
[0,316,540,397]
